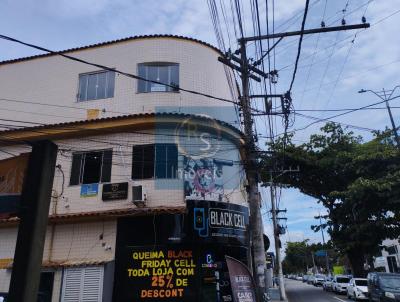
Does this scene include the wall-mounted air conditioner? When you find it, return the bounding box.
[132,185,146,207]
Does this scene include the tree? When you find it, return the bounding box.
[262,123,400,276]
[282,240,339,275]
[282,241,309,274]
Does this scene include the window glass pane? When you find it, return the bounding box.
[132,146,144,179]
[82,151,102,184]
[70,153,83,185]
[39,272,55,302]
[166,144,178,178]
[78,75,88,101]
[148,66,166,92]
[143,145,155,179]
[97,72,106,99]
[101,149,112,182]
[138,65,147,93]
[155,144,167,179]
[138,63,179,93]
[169,65,179,91]
[158,66,169,92]
[87,74,97,100]
[107,71,115,98]
[355,280,367,286]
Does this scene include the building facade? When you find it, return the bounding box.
[0,36,249,302]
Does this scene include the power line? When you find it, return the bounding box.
[274,0,373,61]
[288,0,310,93]
[298,0,328,107]
[296,106,400,112]
[295,112,376,132]
[278,1,398,74]
[292,95,400,133]
[300,58,400,94]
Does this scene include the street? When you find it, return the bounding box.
[285,279,355,302]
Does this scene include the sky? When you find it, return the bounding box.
[1,0,399,254]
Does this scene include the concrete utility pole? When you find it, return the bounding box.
[316,211,330,275]
[239,40,269,302]
[269,174,286,300]
[8,141,58,302]
[359,87,400,149]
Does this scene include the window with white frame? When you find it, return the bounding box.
[78,70,115,101]
[137,63,179,93]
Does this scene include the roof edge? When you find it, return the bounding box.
[0,34,222,66]
[0,112,244,146]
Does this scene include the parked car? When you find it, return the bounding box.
[296,275,303,281]
[367,272,400,301]
[347,278,368,300]
[307,275,316,285]
[302,275,310,283]
[313,274,326,287]
[332,275,351,294]
[323,277,334,291]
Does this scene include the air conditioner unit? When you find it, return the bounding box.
[132,185,146,207]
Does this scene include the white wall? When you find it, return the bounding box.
[51,129,246,215]
[0,37,237,126]
[0,128,246,215]
[0,220,116,294]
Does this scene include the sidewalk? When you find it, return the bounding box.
[269,287,288,302]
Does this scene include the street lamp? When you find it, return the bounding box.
[358,87,400,148]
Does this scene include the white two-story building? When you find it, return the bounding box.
[0,35,250,302]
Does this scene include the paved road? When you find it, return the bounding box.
[284,279,355,302]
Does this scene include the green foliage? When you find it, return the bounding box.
[262,123,400,276]
[282,240,338,274]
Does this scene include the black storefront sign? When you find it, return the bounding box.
[102,182,128,201]
[187,200,249,246]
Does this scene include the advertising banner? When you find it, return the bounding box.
[183,157,224,201]
[187,200,249,246]
[0,153,29,217]
[225,256,257,302]
[117,246,198,301]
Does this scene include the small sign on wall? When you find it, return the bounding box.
[102,182,128,201]
[80,183,99,197]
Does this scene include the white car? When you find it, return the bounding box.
[347,278,368,300]
[332,275,351,294]
[313,274,326,286]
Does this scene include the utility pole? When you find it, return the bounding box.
[359,87,400,148]
[311,252,317,274]
[269,173,286,300]
[239,39,268,302]
[8,141,58,302]
[316,211,330,276]
[267,167,297,300]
